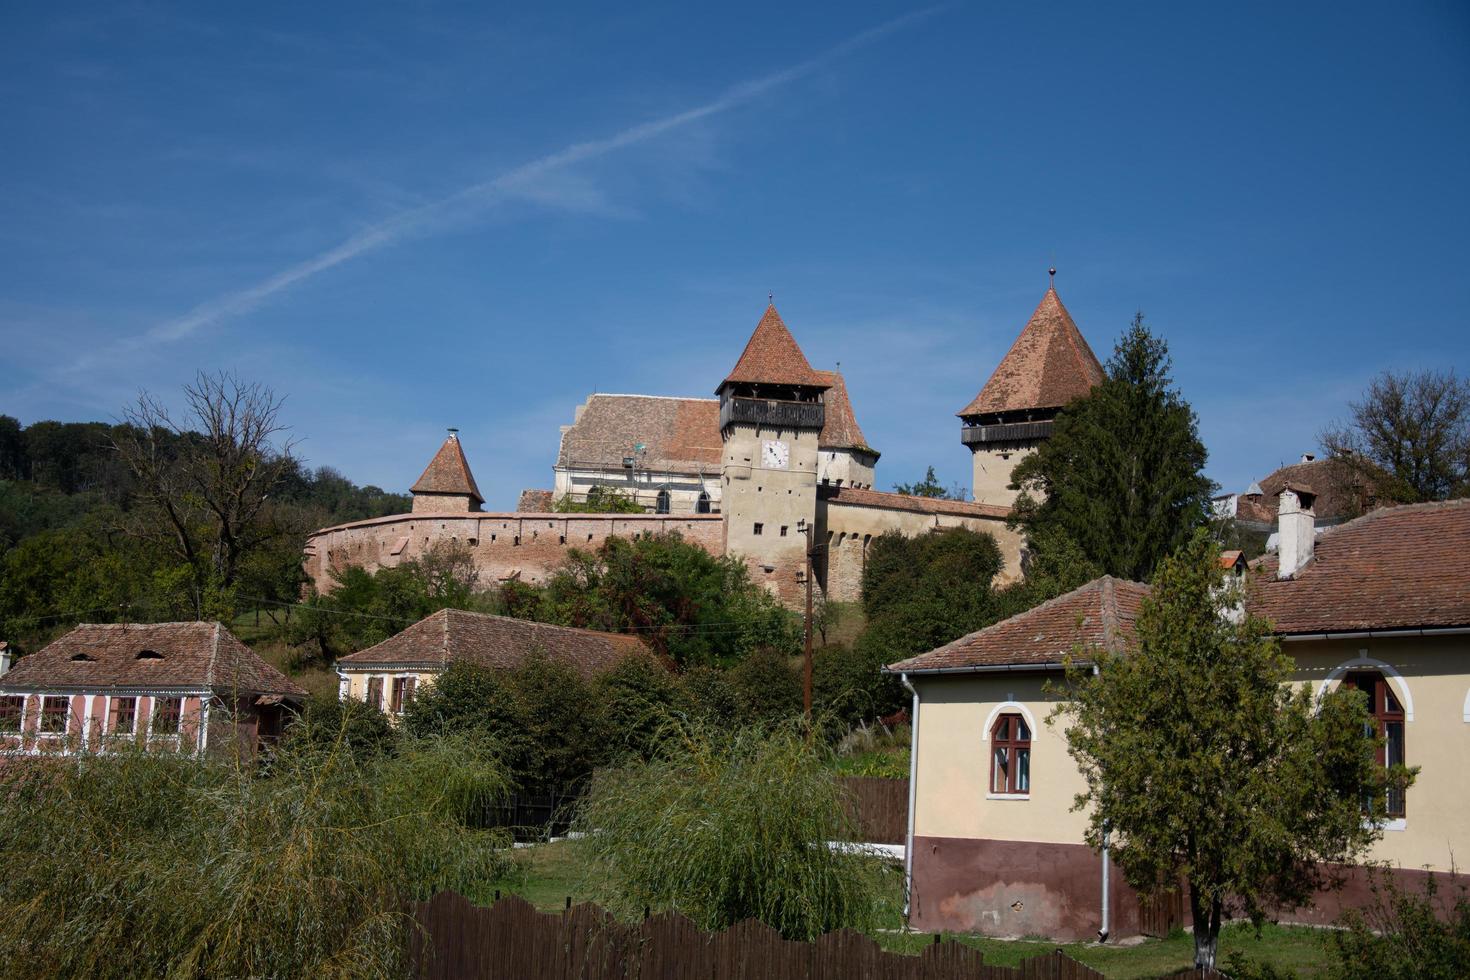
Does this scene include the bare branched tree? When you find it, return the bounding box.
[1321,369,1470,504]
[112,372,298,601]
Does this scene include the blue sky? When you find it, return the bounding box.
[4,1,1468,505]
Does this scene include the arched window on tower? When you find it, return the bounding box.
[655,489,671,514]
[696,491,711,514]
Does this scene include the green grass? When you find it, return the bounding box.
[492,842,1333,978]
[230,610,340,698]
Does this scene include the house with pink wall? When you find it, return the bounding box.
[0,622,306,758]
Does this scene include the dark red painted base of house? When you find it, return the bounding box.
[910,835,1469,941]
[910,836,1144,941]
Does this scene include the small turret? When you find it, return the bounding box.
[410,429,485,513]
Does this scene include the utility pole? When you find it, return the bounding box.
[797,519,817,724]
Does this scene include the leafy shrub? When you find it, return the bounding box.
[292,691,398,759]
[0,726,511,978]
[594,654,692,762]
[1327,868,1470,979]
[573,723,897,940]
[725,646,803,723]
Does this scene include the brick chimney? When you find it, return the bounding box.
[1277,484,1317,579]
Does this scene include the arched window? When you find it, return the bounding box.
[1343,671,1406,817]
[655,489,671,514]
[696,491,711,514]
[990,713,1031,795]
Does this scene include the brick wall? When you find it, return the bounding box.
[304,512,725,594]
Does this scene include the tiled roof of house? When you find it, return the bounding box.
[958,286,1105,417]
[411,433,484,505]
[556,395,723,473]
[0,622,307,696]
[887,577,1149,673]
[1234,456,1374,526]
[823,485,1011,520]
[720,304,830,390]
[337,607,650,676]
[1246,498,1470,634]
[814,370,874,454]
[517,489,555,512]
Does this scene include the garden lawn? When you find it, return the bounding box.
[492,842,1334,978]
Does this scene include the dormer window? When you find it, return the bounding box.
[136,649,164,661]
[70,653,97,662]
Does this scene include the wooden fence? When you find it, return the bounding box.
[410,892,1226,980]
[837,776,909,845]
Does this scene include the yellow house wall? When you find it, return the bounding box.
[907,633,1470,873]
[1289,634,1470,872]
[340,668,442,722]
[910,671,1090,845]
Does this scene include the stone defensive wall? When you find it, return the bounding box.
[303,511,724,594]
[816,488,1023,604]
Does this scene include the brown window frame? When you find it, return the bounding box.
[152,697,184,736]
[40,696,69,734]
[1343,671,1407,818]
[366,677,384,712]
[111,696,138,736]
[0,695,23,732]
[390,676,417,714]
[989,713,1032,796]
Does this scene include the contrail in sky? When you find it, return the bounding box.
[145,7,946,345]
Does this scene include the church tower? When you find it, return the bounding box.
[410,429,485,513]
[959,275,1104,505]
[717,304,830,602]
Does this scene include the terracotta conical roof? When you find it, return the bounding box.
[411,432,484,505]
[719,304,831,391]
[814,370,874,454]
[958,286,1104,416]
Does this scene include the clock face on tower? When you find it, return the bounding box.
[762,439,790,470]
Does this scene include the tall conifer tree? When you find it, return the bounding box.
[1010,314,1212,582]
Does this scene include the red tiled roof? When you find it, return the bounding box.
[1234,456,1375,526]
[556,395,723,473]
[888,576,1149,672]
[958,286,1104,417]
[517,489,555,512]
[1219,550,1244,569]
[337,607,650,676]
[814,370,874,454]
[411,433,484,505]
[823,485,1011,520]
[720,304,830,390]
[0,622,306,696]
[1246,498,1470,634]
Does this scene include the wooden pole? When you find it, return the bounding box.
[803,526,814,724]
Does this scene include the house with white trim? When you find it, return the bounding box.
[0,622,307,757]
[335,607,652,719]
[888,493,1470,941]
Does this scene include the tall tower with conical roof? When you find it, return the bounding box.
[410,429,485,513]
[718,304,830,601]
[959,278,1104,505]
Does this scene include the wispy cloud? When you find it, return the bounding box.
[113,7,945,356]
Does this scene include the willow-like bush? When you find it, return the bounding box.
[573,723,896,940]
[0,723,512,979]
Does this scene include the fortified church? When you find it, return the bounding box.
[304,279,1105,607]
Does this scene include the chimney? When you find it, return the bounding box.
[1300,452,1316,464]
[1277,484,1317,579]
[0,641,10,676]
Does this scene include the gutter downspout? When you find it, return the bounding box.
[1095,663,1110,943]
[900,672,921,922]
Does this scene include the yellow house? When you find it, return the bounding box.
[336,607,649,718]
[888,495,1470,941]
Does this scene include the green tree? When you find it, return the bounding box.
[594,655,692,762]
[539,533,798,669]
[891,465,964,499]
[552,485,645,513]
[1011,315,1214,582]
[1321,368,1470,504]
[574,724,896,939]
[1056,531,1408,970]
[853,527,1004,718]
